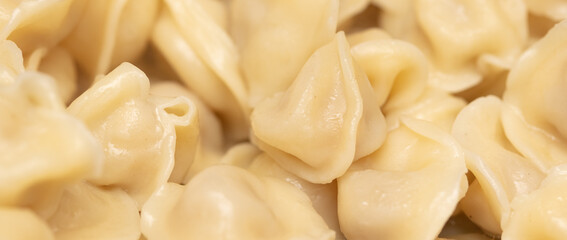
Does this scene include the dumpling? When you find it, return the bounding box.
[0,207,54,240]
[338,117,468,240]
[452,96,544,234]
[46,182,140,240]
[501,164,567,239]
[230,0,338,106]
[350,38,428,112]
[248,153,345,240]
[152,0,249,142]
[68,63,198,207]
[502,19,567,171]
[140,165,334,240]
[1,0,86,53]
[373,0,528,92]
[62,0,159,76]
[251,32,387,184]
[0,70,102,218]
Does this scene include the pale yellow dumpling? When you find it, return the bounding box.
[251,32,386,184]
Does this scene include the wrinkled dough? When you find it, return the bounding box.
[503,19,567,171]
[141,165,334,240]
[338,117,467,240]
[452,96,544,234]
[68,63,197,207]
[251,32,386,183]
[231,0,338,106]
[0,72,102,218]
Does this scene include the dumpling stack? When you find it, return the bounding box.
[1,0,567,239]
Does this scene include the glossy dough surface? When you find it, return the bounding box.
[1,1,567,239]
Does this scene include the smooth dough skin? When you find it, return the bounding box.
[1,1,567,239]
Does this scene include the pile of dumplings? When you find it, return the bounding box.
[1,0,567,239]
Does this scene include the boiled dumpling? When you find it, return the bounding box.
[231,0,338,106]
[62,0,158,76]
[502,19,567,171]
[0,70,102,218]
[338,117,467,240]
[452,96,544,234]
[152,0,249,142]
[251,32,386,183]
[68,63,198,207]
[141,165,334,240]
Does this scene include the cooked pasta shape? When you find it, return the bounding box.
[150,81,223,153]
[374,0,528,92]
[141,165,334,240]
[68,63,196,207]
[47,182,140,240]
[338,117,467,240]
[452,96,544,234]
[62,0,158,76]
[152,0,249,142]
[0,71,102,218]
[248,153,344,240]
[501,164,567,239]
[1,0,85,53]
[251,32,386,184]
[350,38,427,111]
[502,19,567,171]
[231,0,338,106]
[0,207,54,240]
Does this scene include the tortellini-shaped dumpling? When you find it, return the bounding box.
[68,63,197,207]
[452,96,544,234]
[374,0,528,92]
[248,153,345,240]
[502,19,567,171]
[501,164,567,239]
[1,0,85,53]
[141,165,334,240]
[251,32,386,183]
[230,0,338,106]
[350,38,427,111]
[0,71,102,218]
[0,208,54,240]
[152,0,249,142]
[63,0,158,76]
[338,117,467,240]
